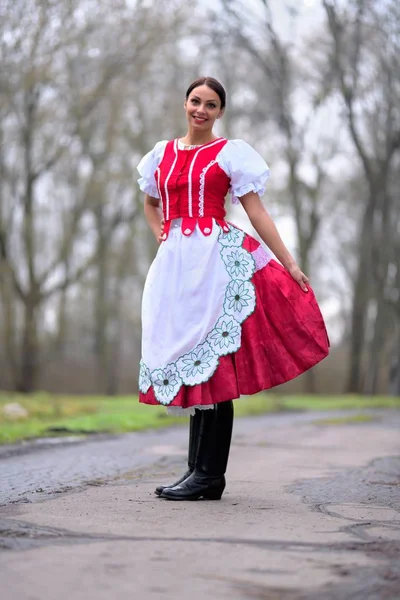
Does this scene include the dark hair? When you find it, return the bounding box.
[185,77,226,109]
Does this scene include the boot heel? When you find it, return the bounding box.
[203,488,223,500]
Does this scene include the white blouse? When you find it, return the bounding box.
[137,139,270,204]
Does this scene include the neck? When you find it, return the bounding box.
[181,130,218,146]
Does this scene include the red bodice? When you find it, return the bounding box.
[156,138,230,222]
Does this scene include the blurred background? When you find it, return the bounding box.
[0,0,399,398]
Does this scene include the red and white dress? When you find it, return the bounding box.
[137,137,329,414]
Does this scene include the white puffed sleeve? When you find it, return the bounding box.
[137,140,168,198]
[217,139,270,204]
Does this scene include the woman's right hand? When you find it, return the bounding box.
[157,219,165,244]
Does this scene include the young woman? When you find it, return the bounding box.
[137,76,329,501]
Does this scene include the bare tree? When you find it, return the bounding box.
[323,0,400,393]
[211,0,343,391]
[0,0,200,392]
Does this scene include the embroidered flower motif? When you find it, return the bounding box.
[219,226,245,247]
[177,342,218,385]
[221,246,255,280]
[152,364,182,405]
[224,280,255,323]
[207,316,241,356]
[138,360,151,393]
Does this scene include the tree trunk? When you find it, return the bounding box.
[93,201,111,393]
[363,294,388,395]
[388,327,400,396]
[0,267,19,386]
[347,193,375,392]
[304,369,316,394]
[105,288,123,397]
[53,260,70,359]
[16,301,39,392]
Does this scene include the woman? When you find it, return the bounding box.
[137,76,329,501]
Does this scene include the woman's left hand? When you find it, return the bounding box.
[288,265,309,292]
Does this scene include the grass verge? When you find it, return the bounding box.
[311,414,377,426]
[0,391,399,445]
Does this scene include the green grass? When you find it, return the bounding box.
[311,414,377,426]
[0,391,399,445]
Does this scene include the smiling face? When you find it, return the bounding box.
[184,84,224,132]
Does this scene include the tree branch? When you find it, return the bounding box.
[323,0,374,182]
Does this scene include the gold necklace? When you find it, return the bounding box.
[180,141,202,149]
[179,138,215,149]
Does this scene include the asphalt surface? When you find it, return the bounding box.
[1,409,400,599]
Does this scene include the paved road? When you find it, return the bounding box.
[1,409,400,599]
[0,410,373,506]
[0,427,189,506]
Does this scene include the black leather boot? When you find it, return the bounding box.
[160,400,234,501]
[155,411,202,496]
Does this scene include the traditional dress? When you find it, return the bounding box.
[137,137,329,414]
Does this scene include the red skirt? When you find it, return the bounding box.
[140,233,329,409]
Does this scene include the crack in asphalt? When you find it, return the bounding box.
[1,517,399,555]
[2,517,399,600]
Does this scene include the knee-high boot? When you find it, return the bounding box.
[160,400,234,501]
[155,410,202,496]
